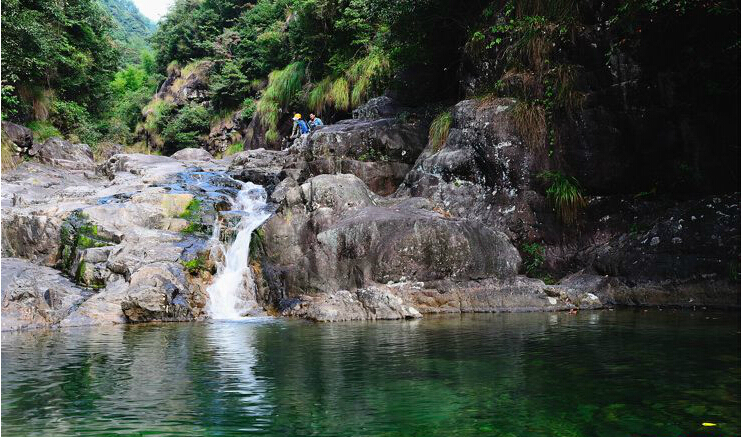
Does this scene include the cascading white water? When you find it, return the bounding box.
[206,181,271,320]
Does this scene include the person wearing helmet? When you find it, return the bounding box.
[309,113,323,131]
[290,113,309,139]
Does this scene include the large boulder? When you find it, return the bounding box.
[1,258,91,331]
[32,137,95,170]
[259,173,524,317]
[1,121,33,152]
[171,147,213,161]
[298,117,428,195]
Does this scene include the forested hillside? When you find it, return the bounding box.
[99,0,157,63]
[1,0,161,150]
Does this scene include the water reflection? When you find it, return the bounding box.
[2,311,739,437]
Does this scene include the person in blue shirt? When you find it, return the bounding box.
[309,113,323,130]
[290,113,309,139]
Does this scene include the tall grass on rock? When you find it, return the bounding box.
[539,170,586,225]
[256,61,306,142]
[513,101,546,149]
[429,110,453,151]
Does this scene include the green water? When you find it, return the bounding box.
[1,310,739,436]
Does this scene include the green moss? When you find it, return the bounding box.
[180,222,203,235]
[75,260,87,283]
[249,227,265,261]
[179,198,202,220]
[59,210,113,284]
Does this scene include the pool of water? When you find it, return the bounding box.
[2,310,739,436]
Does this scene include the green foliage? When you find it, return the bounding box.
[210,60,251,111]
[27,121,62,142]
[429,110,453,151]
[161,104,211,152]
[98,0,156,63]
[521,242,545,276]
[179,199,202,220]
[539,171,586,225]
[256,62,306,136]
[182,256,207,275]
[240,99,257,121]
[1,0,120,122]
[225,142,244,156]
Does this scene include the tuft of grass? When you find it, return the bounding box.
[225,142,244,156]
[1,131,21,171]
[328,77,350,111]
[347,50,390,107]
[429,110,453,151]
[513,101,546,149]
[538,170,586,224]
[551,64,585,114]
[27,120,62,142]
[306,50,391,115]
[307,76,333,114]
[255,62,306,139]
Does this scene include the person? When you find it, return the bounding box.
[309,113,323,130]
[290,113,309,139]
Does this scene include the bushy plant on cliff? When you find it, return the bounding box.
[256,62,306,142]
[539,171,586,225]
[161,104,211,153]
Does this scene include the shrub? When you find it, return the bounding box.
[27,121,62,142]
[162,104,210,152]
[521,242,545,275]
[429,110,453,151]
[538,170,586,224]
[225,142,244,155]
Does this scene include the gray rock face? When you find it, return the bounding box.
[1,258,91,331]
[33,137,95,170]
[352,96,404,120]
[296,117,428,195]
[0,150,229,330]
[1,121,34,152]
[398,97,545,241]
[260,173,524,313]
[172,147,213,161]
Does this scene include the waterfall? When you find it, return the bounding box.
[206,182,271,320]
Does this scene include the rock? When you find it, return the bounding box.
[1,121,33,151]
[398,97,545,241]
[583,194,740,282]
[121,262,195,322]
[1,258,91,331]
[352,96,404,120]
[261,173,522,313]
[34,137,95,170]
[296,117,428,195]
[172,147,213,161]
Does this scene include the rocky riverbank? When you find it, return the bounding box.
[2,97,739,330]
